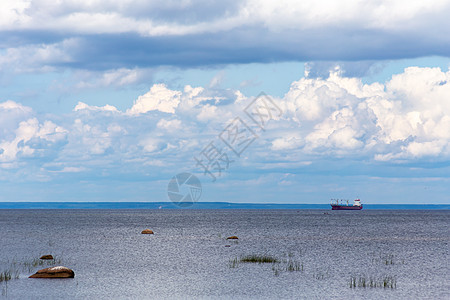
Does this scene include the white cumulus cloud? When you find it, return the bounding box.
[2,65,450,177]
[0,115,67,164]
[127,84,181,114]
[281,66,450,160]
[74,102,118,112]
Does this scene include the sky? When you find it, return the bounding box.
[1,0,450,204]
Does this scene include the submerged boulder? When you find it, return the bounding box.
[29,266,74,278]
[227,236,239,240]
[39,255,53,260]
[141,229,154,234]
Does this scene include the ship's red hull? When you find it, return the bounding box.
[331,205,363,210]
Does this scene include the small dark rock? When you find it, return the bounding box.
[40,255,53,260]
[227,236,238,240]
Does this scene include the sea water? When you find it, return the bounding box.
[0,209,449,299]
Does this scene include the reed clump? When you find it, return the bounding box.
[229,257,239,268]
[371,253,405,265]
[0,271,11,283]
[0,270,19,282]
[230,253,304,276]
[285,260,303,272]
[350,275,396,289]
[313,272,326,280]
[271,259,303,276]
[240,255,279,264]
[383,254,395,265]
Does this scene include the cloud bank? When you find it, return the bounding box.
[1,0,450,74]
[282,67,450,161]
[2,67,450,182]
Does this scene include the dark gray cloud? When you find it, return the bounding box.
[1,1,450,72]
[4,27,447,73]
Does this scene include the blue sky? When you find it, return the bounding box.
[1,0,450,204]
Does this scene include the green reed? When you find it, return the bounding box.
[350,275,396,289]
[230,253,304,276]
[0,269,19,282]
[240,254,279,264]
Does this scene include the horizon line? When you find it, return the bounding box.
[0,202,448,210]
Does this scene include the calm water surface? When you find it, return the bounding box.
[0,210,449,299]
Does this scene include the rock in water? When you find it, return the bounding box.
[40,255,53,260]
[227,236,238,240]
[141,229,154,234]
[29,266,74,278]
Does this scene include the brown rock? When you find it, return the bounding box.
[29,266,74,278]
[39,255,53,260]
[141,229,154,234]
[227,236,238,240]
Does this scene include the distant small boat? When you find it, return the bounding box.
[330,198,363,210]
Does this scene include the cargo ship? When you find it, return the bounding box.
[330,198,363,210]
